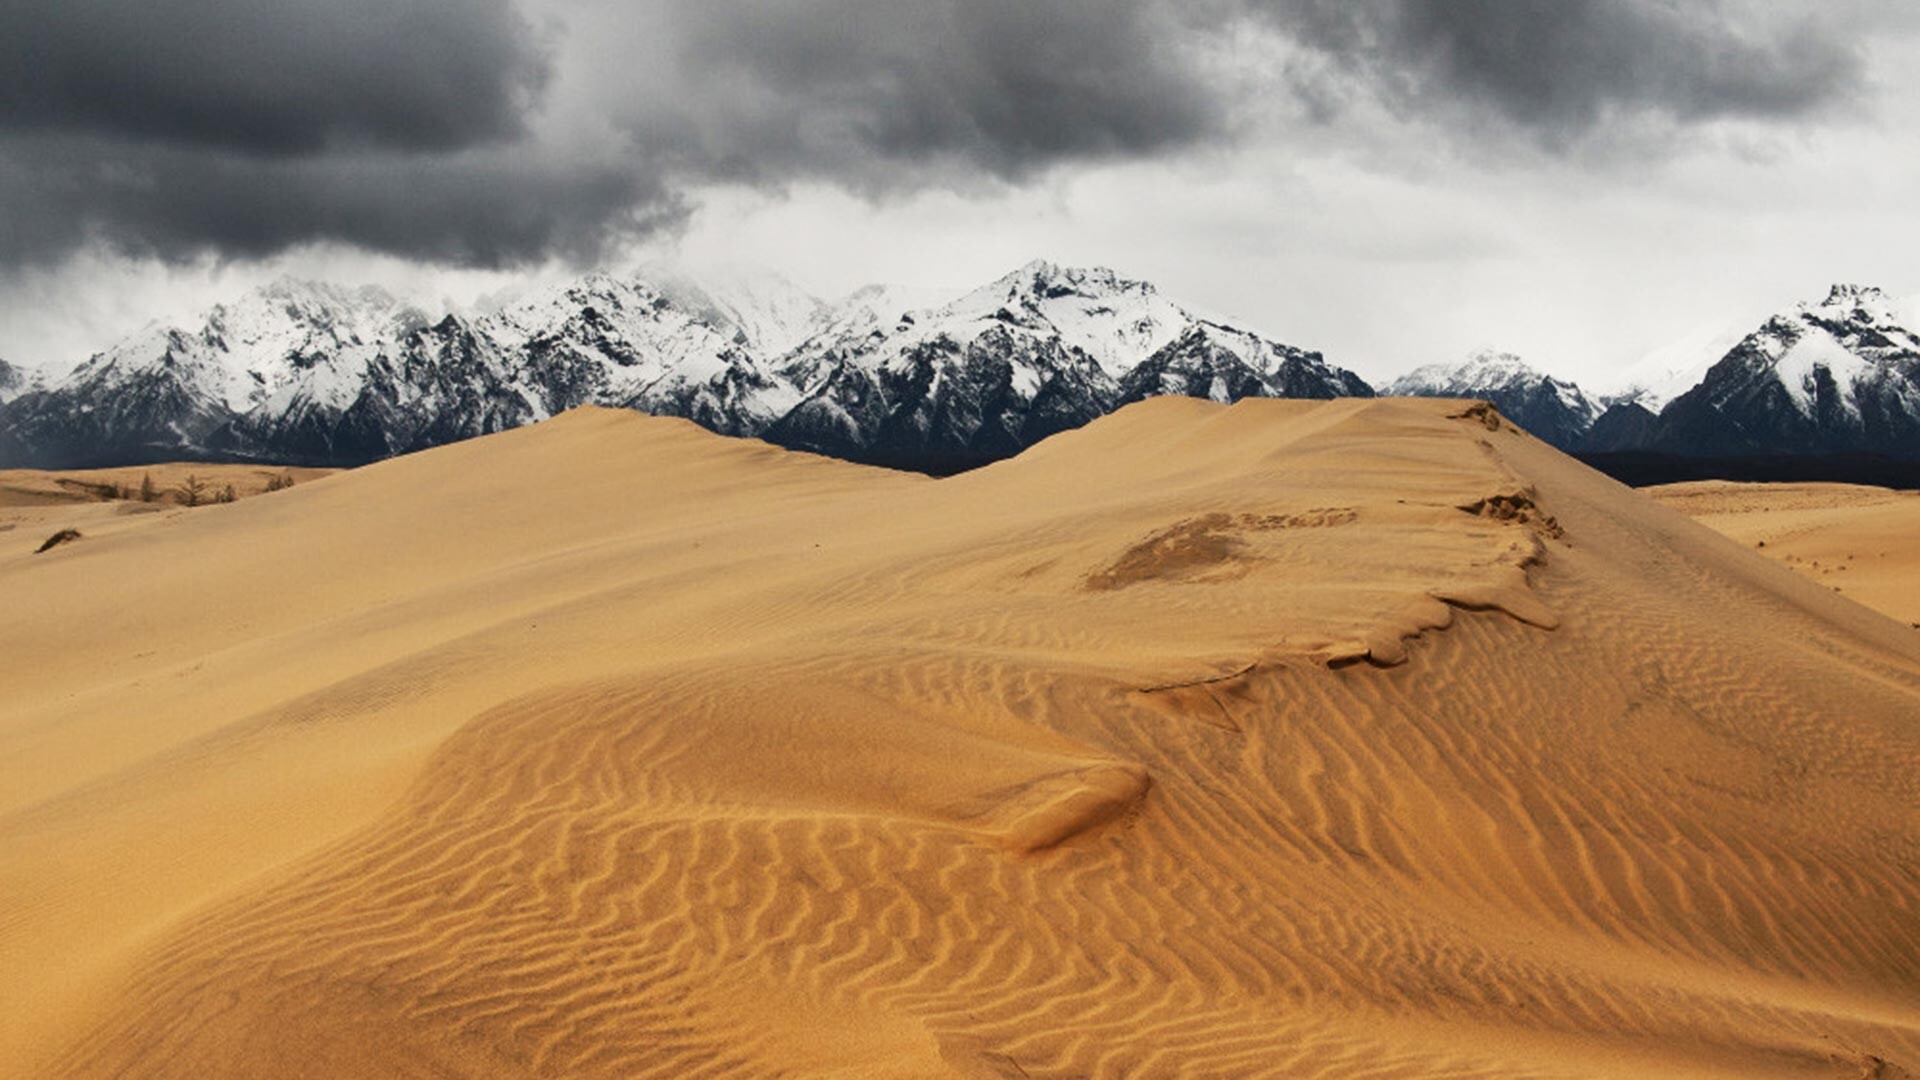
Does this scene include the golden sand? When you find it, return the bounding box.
[1652,480,1920,628]
[2,399,1916,1078]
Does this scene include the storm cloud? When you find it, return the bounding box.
[1,0,548,154]
[1263,0,1864,141]
[603,0,1218,184]
[0,0,1885,269]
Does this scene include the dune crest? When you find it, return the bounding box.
[4,398,1918,1078]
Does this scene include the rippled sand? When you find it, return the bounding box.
[3,398,1916,1078]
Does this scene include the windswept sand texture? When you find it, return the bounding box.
[3,398,1918,1078]
[1650,480,1920,628]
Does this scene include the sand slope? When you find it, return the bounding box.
[2,398,1917,1078]
[0,463,336,558]
[1651,480,1920,628]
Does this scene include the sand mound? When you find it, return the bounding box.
[1651,480,1920,628]
[3,399,1918,1078]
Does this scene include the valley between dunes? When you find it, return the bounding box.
[2,397,1918,1079]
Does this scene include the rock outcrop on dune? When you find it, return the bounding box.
[3,397,1917,1079]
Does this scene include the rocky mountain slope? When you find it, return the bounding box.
[7,270,1915,472]
[1387,349,1601,449]
[0,262,1364,472]
[1389,286,1920,463]
[771,261,1370,470]
[1646,284,1920,456]
[0,359,30,405]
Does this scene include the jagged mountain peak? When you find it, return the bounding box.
[1387,348,1600,447]
[1816,282,1892,310]
[0,357,27,405]
[905,260,1191,379]
[1642,282,1920,455]
[1391,349,1548,392]
[638,262,828,357]
[4,261,1355,472]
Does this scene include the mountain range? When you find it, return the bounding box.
[1390,284,1920,469]
[0,261,1369,472]
[2,267,1916,475]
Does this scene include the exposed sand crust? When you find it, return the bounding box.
[1651,480,1920,628]
[2,397,1917,1078]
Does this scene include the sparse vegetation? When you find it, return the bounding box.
[35,528,82,553]
[264,471,297,493]
[175,474,209,507]
[216,484,237,504]
[139,473,157,503]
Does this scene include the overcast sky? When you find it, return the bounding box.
[4,0,1918,387]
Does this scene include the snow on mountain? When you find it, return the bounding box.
[0,279,426,466]
[1386,349,1600,448]
[1648,284,1920,456]
[928,259,1195,378]
[224,274,793,463]
[0,358,39,405]
[2,260,1358,472]
[1118,321,1370,406]
[643,263,829,358]
[770,261,1364,469]
[1608,318,1757,412]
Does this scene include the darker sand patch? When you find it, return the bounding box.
[1084,509,1356,591]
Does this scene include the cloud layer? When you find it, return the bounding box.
[0,0,1881,269]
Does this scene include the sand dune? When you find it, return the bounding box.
[0,463,336,558]
[1651,480,1920,628]
[2,398,1917,1078]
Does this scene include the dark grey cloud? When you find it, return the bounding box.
[0,137,676,267]
[0,0,547,154]
[609,0,1218,184]
[1260,0,1863,141]
[0,0,1888,272]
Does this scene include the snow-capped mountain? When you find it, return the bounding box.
[0,358,36,405]
[1607,319,1752,413]
[0,261,1367,472]
[8,266,1916,474]
[219,274,794,463]
[1647,284,1920,457]
[1117,321,1370,406]
[645,263,829,358]
[769,260,1367,470]
[1387,349,1601,448]
[0,280,426,467]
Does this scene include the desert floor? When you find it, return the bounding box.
[2,399,1916,1078]
[1651,480,1920,629]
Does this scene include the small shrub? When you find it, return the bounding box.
[176,474,208,507]
[264,471,296,493]
[35,528,82,553]
[139,473,157,502]
[216,484,237,504]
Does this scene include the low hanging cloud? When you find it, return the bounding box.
[0,0,1884,271]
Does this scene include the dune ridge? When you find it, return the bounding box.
[2,397,1917,1078]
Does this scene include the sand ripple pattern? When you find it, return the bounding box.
[8,399,1920,1079]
